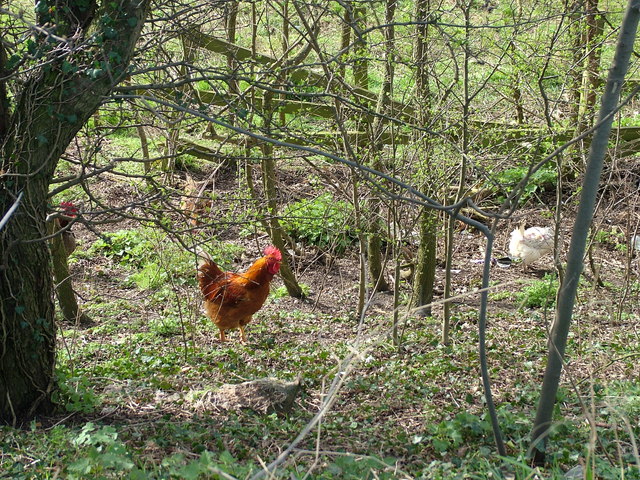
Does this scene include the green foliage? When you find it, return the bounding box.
[68,444,259,479]
[598,381,640,441]
[68,423,136,478]
[322,455,399,479]
[489,289,513,302]
[148,315,184,337]
[272,283,310,299]
[129,262,168,290]
[6,295,640,479]
[174,154,202,172]
[423,412,492,455]
[281,193,357,252]
[160,450,257,479]
[53,369,101,413]
[495,165,557,205]
[516,274,558,309]
[88,228,206,289]
[593,227,627,252]
[89,229,155,268]
[84,340,182,385]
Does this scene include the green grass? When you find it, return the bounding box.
[5,290,640,478]
[5,224,640,478]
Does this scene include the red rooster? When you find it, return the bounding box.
[59,201,79,255]
[197,246,282,343]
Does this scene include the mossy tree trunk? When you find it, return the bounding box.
[0,185,57,424]
[568,0,605,168]
[49,221,91,326]
[0,0,150,424]
[260,82,304,298]
[578,0,605,132]
[366,0,397,294]
[260,141,305,298]
[411,0,437,317]
[413,209,437,316]
[253,2,312,299]
[350,1,390,292]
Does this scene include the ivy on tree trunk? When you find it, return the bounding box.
[0,0,150,424]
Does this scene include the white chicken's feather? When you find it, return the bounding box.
[509,225,554,265]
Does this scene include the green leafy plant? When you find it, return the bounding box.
[496,165,557,205]
[323,454,400,479]
[425,412,492,455]
[593,227,627,252]
[281,193,357,252]
[53,369,101,414]
[89,229,156,268]
[88,228,210,290]
[160,450,257,479]
[272,283,310,299]
[516,274,558,309]
[149,316,184,337]
[68,423,137,477]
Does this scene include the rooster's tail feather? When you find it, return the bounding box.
[196,249,225,293]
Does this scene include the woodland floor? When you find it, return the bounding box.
[2,154,640,479]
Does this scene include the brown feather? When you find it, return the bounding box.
[197,248,281,342]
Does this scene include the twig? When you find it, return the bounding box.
[0,191,23,232]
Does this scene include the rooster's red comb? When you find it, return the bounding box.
[60,201,78,216]
[263,245,282,260]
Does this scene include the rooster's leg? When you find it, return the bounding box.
[218,328,227,342]
[239,326,247,344]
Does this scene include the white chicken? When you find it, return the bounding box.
[509,224,554,268]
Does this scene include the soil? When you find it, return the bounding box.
[50,154,640,472]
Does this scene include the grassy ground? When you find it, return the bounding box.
[2,152,640,479]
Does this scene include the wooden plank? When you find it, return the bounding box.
[175,127,411,162]
[196,90,336,117]
[190,33,417,122]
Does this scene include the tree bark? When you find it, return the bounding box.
[443,2,471,344]
[351,1,390,292]
[0,0,150,423]
[260,144,305,299]
[351,2,368,90]
[413,208,437,316]
[411,0,437,317]
[579,0,604,129]
[49,221,91,326]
